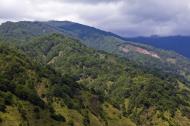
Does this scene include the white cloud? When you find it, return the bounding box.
[1,0,190,36]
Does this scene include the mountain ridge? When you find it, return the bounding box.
[125,36,190,58]
[0,21,190,126]
[0,21,190,82]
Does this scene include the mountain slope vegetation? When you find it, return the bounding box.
[19,34,190,125]
[0,21,190,82]
[0,44,107,126]
[0,21,190,126]
[46,21,190,82]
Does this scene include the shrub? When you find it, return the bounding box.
[83,115,90,126]
[0,103,6,112]
[68,120,74,126]
[51,113,66,122]
[0,78,15,92]
[4,92,13,105]
[33,107,40,113]
[15,85,45,108]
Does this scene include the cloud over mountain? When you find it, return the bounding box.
[1,0,190,37]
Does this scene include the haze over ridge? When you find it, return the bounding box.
[1,0,190,37]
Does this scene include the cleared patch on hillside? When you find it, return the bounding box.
[120,45,160,59]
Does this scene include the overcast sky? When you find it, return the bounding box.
[1,0,190,37]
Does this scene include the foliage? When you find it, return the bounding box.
[0,21,190,125]
[18,34,190,125]
[50,113,66,122]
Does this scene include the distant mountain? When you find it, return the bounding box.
[125,36,190,58]
[45,21,126,53]
[0,21,59,41]
[0,21,190,82]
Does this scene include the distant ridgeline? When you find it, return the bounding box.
[0,21,190,82]
[125,36,190,59]
[0,21,190,126]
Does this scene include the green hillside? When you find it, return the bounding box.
[0,21,190,126]
[0,21,190,82]
[0,44,106,126]
[47,21,190,82]
[19,34,190,125]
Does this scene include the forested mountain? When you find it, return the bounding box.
[0,21,190,126]
[0,21,190,82]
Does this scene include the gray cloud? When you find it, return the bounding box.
[0,0,190,37]
[62,0,121,4]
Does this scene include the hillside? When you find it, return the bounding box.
[0,21,190,126]
[45,21,190,82]
[126,36,190,58]
[0,21,190,81]
[19,34,190,125]
[0,43,137,126]
[118,42,190,82]
[0,21,60,43]
[45,21,126,53]
[0,44,96,126]
[1,21,190,82]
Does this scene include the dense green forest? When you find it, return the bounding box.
[0,33,190,126]
[1,21,190,82]
[0,21,190,126]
